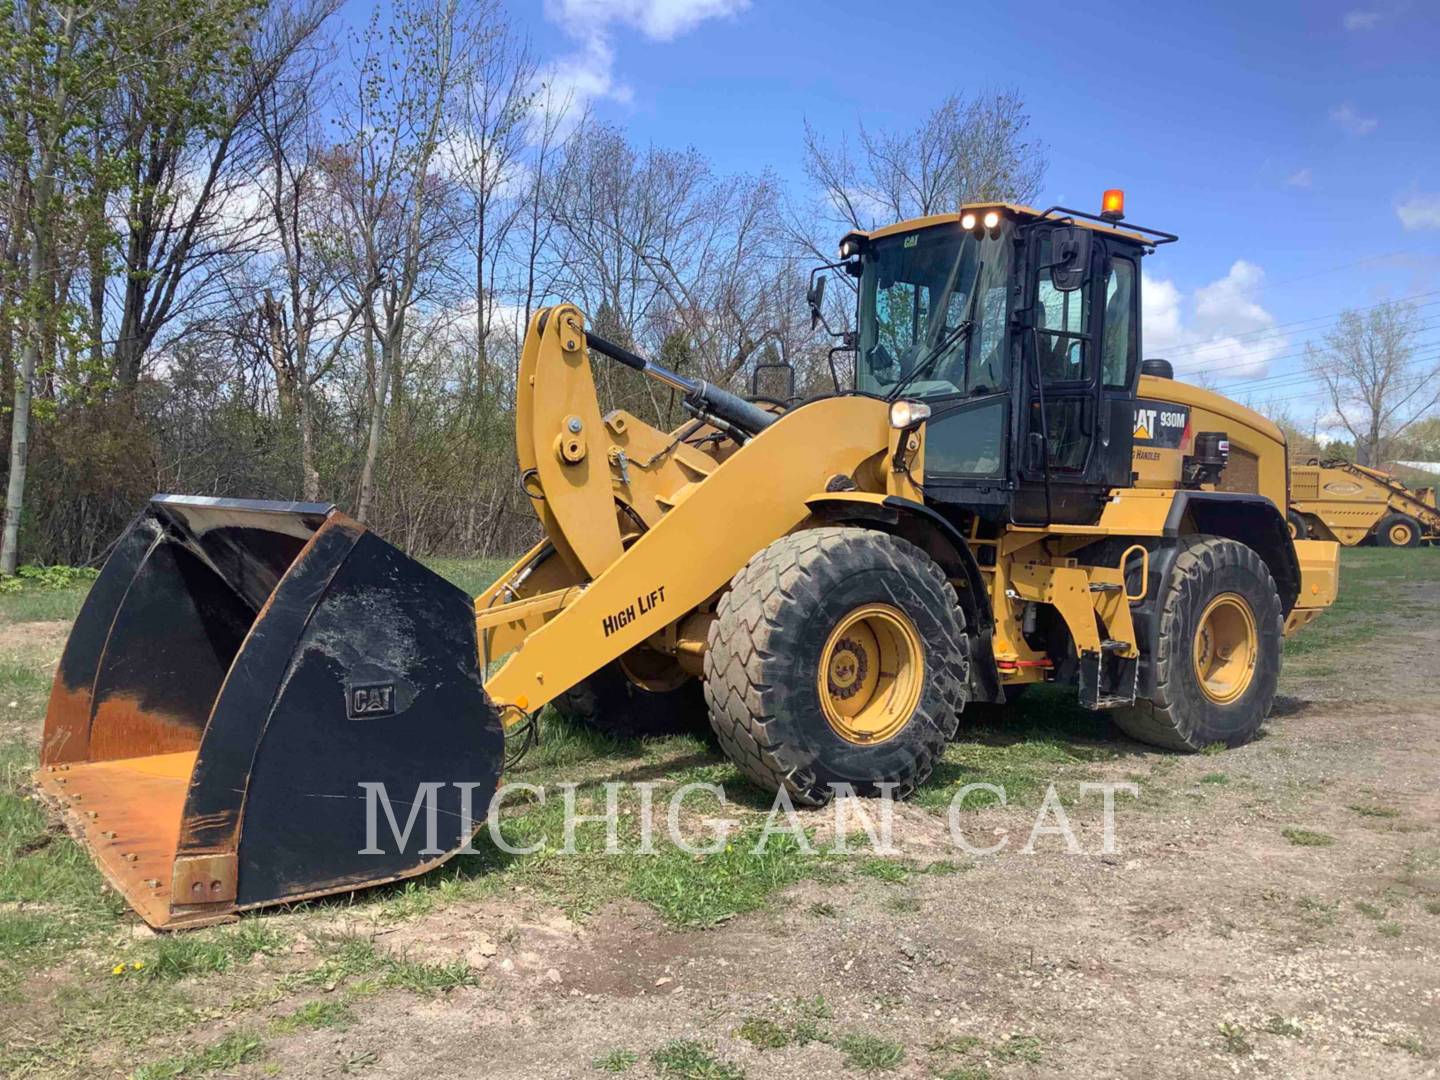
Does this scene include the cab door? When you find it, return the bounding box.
[1012,228,1138,525]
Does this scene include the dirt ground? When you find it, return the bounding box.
[4,553,1440,1079]
[268,579,1440,1079]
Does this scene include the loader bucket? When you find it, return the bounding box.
[35,496,503,929]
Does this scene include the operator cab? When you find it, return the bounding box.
[831,196,1177,527]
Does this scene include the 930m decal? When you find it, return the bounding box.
[1133,403,1190,449]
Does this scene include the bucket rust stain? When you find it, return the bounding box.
[89,693,205,762]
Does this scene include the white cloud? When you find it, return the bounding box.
[541,0,749,107]
[1285,168,1313,188]
[546,0,750,42]
[541,34,633,109]
[1396,192,1440,231]
[1342,9,1380,30]
[1330,102,1378,136]
[1143,261,1288,381]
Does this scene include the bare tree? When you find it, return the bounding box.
[449,2,535,384]
[329,0,467,524]
[108,0,338,386]
[801,89,1047,236]
[248,34,358,499]
[1306,301,1439,467]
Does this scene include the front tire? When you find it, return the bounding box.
[1114,536,1282,752]
[704,527,970,805]
[1376,513,1421,548]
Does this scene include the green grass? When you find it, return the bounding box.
[917,688,1122,812]
[1282,827,1336,847]
[139,921,286,980]
[929,1035,984,1055]
[993,1035,1044,1064]
[1384,1034,1428,1057]
[736,1017,790,1049]
[270,999,353,1033]
[422,555,517,597]
[650,1039,745,1079]
[295,936,474,995]
[0,740,124,995]
[1218,1021,1253,1056]
[132,1031,264,1080]
[628,828,828,927]
[1296,895,1340,927]
[0,577,92,623]
[1287,548,1439,662]
[1261,1016,1303,1038]
[0,548,1434,1073]
[594,1048,641,1072]
[854,857,911,883]
[835,1032,905,1071]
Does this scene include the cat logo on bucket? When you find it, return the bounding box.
[348,683,397,719]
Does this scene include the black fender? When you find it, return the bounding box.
[805,494,1003,705]
[1164,491,1300,614]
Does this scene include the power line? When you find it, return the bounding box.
[1216,353,1440,407]
[1197,331,1440,392]
[1157,291,1440,359]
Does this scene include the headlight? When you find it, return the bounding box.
[983,210,1000,229]
[839,237,860,259]
[960,213,976,230]
[889,400,932,429]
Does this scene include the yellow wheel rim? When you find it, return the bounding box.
[1287,519,1298,539]
[1389,522,1412,546]
[818,603,924,745]
[1192,593,1258,705]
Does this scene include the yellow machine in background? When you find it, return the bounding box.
[37,193,1340,928]
[1289,459,1439,547]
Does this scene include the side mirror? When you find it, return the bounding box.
[1049,227,1091,292]
[750,361,796,402]
[806,274,828,331]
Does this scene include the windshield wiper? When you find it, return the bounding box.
[887,259,984,402]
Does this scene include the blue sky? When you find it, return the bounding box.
[475,1,1440,422]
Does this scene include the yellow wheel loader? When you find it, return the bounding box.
[1288,459,1440,547]
[36,194,1339,928]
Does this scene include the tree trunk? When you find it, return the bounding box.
[298,385,319,500]
[2,228,44,575]
[356,317,389,524]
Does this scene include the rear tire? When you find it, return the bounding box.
[1286,509,1308,540]
[1113,536,1282,752]
[1376,513,1421,548]
[703,527,970,805]
[552,657,706,738]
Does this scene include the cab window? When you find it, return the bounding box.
[1101,257,1137,388]
[1035,234,1090,384]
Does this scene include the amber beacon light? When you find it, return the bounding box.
[1101,189,1126,221]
